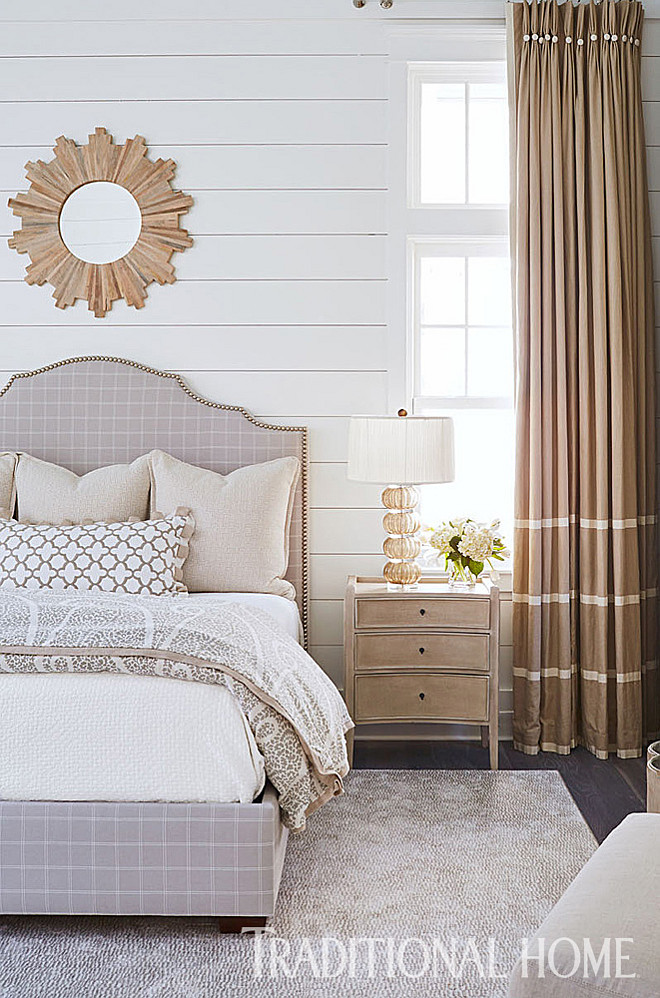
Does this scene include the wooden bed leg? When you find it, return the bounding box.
[346,728,354,767]
[217,916,268,934]
[481,725,489,749]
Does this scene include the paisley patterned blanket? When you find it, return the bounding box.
[0,590,353,831]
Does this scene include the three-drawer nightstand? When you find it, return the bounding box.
[343,576,500,768]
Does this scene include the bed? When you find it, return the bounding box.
[0,356,350,925]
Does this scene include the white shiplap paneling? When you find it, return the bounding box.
[0,145,387,192]
[0,236,387,282]
[0,280,386,327]
[0,327,387,373]
[0,101,387,146]
[0,20,387,57]
[0,56,387,102]
[3,190,386,237]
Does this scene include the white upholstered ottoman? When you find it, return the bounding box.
[508,813,660,997]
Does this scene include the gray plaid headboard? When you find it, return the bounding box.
[0,356,308,643]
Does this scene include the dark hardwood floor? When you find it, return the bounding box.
[353,739,647,844]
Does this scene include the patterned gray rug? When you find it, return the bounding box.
[0,770,596,998]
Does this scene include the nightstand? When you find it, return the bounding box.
[343,576,500,768]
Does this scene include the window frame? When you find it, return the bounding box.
[403,58,511,417]
[407,60,509,210]
[408,235,513,415]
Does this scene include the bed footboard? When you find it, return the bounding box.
[0,784,287,919]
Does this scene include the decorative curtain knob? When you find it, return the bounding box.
[353,0,366,7]
[380,0,393,7]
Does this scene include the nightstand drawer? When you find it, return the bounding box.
[355,632,489,672]
[355,597,490,631]
[354,673,489,722]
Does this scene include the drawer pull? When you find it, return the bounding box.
[419,647,425,655]
[419,608,426,616]
[419,692,425,700]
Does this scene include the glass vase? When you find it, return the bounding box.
[448,561,479,591]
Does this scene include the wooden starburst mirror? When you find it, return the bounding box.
[8,127,193,317]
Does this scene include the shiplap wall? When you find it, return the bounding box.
[0,1,392,701]
[0,1,657,742]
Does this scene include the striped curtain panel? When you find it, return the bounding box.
[507,0,658,759]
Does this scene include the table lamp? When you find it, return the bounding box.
[347,411,455,589]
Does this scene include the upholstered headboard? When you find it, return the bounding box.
[0,356,308,643]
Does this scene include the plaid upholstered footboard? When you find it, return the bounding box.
[0,784,287,918]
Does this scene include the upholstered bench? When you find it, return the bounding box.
[508,813,660,997]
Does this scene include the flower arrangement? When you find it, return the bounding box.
[422,518,509,588]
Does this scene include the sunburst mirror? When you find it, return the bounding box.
[7,127,193,317]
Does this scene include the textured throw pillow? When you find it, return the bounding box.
[0,453,17,520]
[0,509,194,595]
[15,453,151,525]
[149,450,300,598]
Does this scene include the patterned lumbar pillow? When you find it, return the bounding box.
[0,509,194,595]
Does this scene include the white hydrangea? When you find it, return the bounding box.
[457,522,495,563]
[429,525,454,556]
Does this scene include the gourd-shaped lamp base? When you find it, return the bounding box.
[381,485,422,589]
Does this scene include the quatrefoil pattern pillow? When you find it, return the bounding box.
[0,509,194,595]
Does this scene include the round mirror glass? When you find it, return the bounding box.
[59,181,142,265]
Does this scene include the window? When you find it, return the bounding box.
[406,61,513,548]
[410,66,509,207]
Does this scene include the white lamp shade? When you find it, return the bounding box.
[347,415,455,484]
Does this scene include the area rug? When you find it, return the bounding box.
[0,770,596,998]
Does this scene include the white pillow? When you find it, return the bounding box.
[15,453,150,525]
[0,453,17,519]
[149,450,300,598]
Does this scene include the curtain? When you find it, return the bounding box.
[507,0,657,759]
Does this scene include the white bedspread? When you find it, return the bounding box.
[0,672,266,803]
[0,593,302,805]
